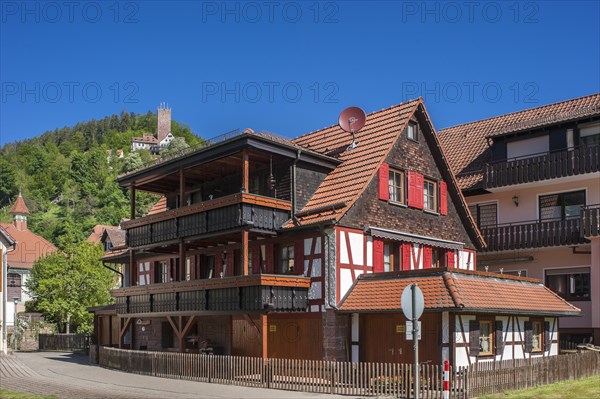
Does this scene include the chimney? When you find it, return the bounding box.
[157,103,172,142]
[11,192,30,231]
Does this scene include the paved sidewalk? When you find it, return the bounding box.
[0,352,353,399]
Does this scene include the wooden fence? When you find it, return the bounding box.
[467,351,600,398]
[98,346,467,398]
[39,333,89,352]
[98,347,600,398]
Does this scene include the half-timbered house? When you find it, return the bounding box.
[93,98,580,366]
[439,93,600,346]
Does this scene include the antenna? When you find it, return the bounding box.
[338,106,366,151]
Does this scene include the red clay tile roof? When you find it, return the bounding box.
[104,228,126,248]
[147,196,167,215]
[287,100,421,225]
[338,268,580,316]
[438,93,600,191]
[132,135,159,144]
[10,194,30,215]
[0,225,15,246]
[0,222,59,269]
[86,225,118,244]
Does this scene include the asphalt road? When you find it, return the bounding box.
[0,352,354,399]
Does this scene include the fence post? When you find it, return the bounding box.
[330,362,336,395]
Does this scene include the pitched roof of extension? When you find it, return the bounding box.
[338,267,581,316]
[286,99,485,248]
[438,93,600,191]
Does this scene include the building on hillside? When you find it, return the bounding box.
[92,99,579,367]
[131,104,177,153]
[0,194,59,333]
[439,93,600,346]
[0,225,16,354]
[87,225,118,244]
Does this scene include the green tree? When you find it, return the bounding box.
[161,137,189,157]
[122,151,144,172]
[26,242,113,333]
[0,157,18,206]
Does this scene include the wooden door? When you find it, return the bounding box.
[360,313,442,364]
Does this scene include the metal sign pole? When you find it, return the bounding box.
[412,283,419,399]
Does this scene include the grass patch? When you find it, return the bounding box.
[0,389,57,399]
[477,375,600,399]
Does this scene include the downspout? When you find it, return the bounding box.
[292,149,302,225]
[102,261,125,288]
[2,242,17,354]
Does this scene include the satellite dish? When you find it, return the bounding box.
[338,106,366,150]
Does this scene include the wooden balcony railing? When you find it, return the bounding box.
[483,145,599,189]
[582,204,600,238]
[123,193,291,248]
[481,217,586,252]
[111,274,310,314]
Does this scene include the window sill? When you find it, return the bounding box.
[388,200,407,208]
[424,209,440,216]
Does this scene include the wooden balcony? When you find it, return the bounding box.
[582,204,600,238]
[122,193,291,248]
[112,274,310,315]
[481,217,586,252]
[483,145,599,189]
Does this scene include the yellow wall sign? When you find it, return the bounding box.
[396,324,405,333]
[269,325,277,333]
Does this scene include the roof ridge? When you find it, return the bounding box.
[292,98,422,142]
[442,272,464,308]
[438,92,600,133]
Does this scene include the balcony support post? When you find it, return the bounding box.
[242,229,249,276]
[179,241,186,281]
[129,249,136,287]
[261,313,268,358]
[130,186,136,219]
[179,168,186,207]
[242,150,249,193]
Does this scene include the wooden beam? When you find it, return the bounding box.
[129,250,135,287]
[179,168,186,207]
[130,186,136,219]
[119,317,132,349]
[179,241,186,281]
[242,150,249,193]
[242,229,249,276]
[261,314,268,359]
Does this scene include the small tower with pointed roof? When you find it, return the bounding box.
[11,192,30,231]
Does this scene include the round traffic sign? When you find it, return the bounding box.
[401,283,424,320]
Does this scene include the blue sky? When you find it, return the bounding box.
[1,0,599,145]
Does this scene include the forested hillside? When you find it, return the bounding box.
[0,111,204,250]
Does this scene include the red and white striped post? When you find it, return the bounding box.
[443,360,450,399]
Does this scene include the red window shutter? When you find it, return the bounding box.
[401,242,412,270]
[408,171,424,209]
[423,246,433,268]
[446,250,455,269]
[378,163,390,201]
[265,243,275,273]
[294,240,305,275]
[440,181,448,215]
[252,246,261,274]
[373,238,384,273]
